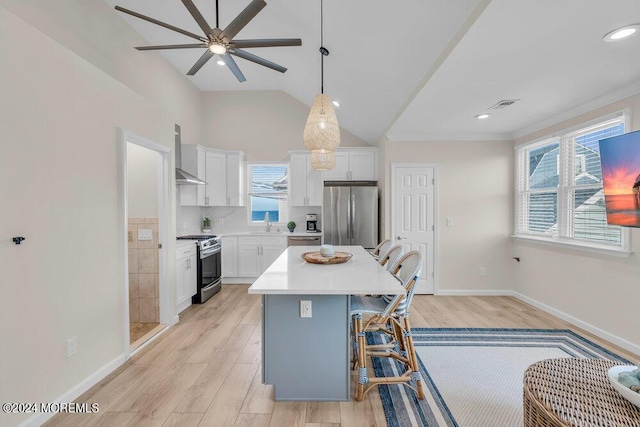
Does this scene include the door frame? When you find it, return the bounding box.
[390,163,439,294]
[120,129,173,359]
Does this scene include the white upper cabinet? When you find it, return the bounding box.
[205,151,226,206]
[289,152,323,207]
[323,148,378,181]
[226,152,244,207]
[179,145,244,207]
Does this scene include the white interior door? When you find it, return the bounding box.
[391,165,436,294]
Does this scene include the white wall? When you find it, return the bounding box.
[0,4,200,425]
[0,0,203,145]
[382,140,514,293]
[200,91,369,161]
[512,93,640,351]
[127,143,160,218]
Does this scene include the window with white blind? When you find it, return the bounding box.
[515,114,630,252]
[247,164,288,224]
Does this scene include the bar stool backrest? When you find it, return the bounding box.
[382,251,423,317]
[371,239,391,257]
[379,244,404,272]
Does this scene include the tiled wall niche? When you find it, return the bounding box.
[128,218,159,323]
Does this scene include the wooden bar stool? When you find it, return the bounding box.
[351,251,425,401]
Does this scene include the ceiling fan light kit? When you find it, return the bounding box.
[115,0,302,82]
[304,0,340,170]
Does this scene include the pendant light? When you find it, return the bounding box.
[304,0,340,167]
[310,150,336,171]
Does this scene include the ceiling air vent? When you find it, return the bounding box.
[489,99,519,110]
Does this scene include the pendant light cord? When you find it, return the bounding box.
[216,0,220,29]
[320,0,324,94]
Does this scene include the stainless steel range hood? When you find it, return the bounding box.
[175,124,206,185]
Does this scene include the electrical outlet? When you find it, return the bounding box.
[479,267,486,277]
[300,300,312,318]
[446,218,454,227]
[67,336,78,357]
[138,228,153,241]
[217,217,224,225]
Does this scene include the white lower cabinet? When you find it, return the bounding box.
[222,236,238,277]
[237,236,287,278]
[176,244,197,313]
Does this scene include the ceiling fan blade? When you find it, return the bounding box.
[231,39,302,48]
[220,54,247,82]
[181,0,213,35]
[115,6,206,42]
[222,0,266,40]
[187,50,215,75]
[135,43,207,50]
[230,49,287,73]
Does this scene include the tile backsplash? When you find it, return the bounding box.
[128,218,159,323]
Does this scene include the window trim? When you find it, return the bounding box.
[513,110,632,255]
[246,161,289,226]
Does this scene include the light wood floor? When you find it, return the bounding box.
[46,285,638,427]
[130,323,161,345]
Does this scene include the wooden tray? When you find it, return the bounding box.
[301,251,353,264]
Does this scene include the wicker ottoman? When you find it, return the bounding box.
[523,358,640,427]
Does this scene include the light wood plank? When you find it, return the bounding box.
[199,363,259,426]
[233,413,272,427]
[239,365,274,414]
[268,402,306,427]
[175,323,255,413]
[305,402,340,424]
[126,363,207,426]
[161,413,204,427]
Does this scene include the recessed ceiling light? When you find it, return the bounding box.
[332,99,341,107]
[216,59,225,66]
[475,113,490,120]
[603,24,640,42]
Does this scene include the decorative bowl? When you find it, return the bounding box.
[607,365,640,408]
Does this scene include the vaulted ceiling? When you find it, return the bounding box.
[105,0,640,144]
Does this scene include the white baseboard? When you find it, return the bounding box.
[435,289,515,296]
[512,291,640,356]
[19,354,126,427]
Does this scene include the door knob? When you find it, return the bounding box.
[396,236,407,240]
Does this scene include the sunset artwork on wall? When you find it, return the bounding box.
[599,130,640,227]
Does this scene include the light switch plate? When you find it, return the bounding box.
[138,228,153,241]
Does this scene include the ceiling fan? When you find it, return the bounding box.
[115,0,302,82]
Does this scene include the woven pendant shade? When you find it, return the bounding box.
[310,150,336,171]
[304,94,340,152]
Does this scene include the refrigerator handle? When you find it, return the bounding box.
[351,193,355,242]
[346,191,350,239]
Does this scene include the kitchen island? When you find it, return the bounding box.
[248,245,405,401]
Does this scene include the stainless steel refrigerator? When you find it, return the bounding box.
[323,182,378,249]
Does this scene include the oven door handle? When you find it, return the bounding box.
[200,247,221,258]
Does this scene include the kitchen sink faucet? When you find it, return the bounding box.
[265,212,271,232]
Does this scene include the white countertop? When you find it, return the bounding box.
[177,231,322,238]
[248,246,405,295]
[221,231,322,237]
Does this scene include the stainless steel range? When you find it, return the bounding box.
[176,235,222,303]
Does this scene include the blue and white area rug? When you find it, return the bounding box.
[371,328,631,427]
